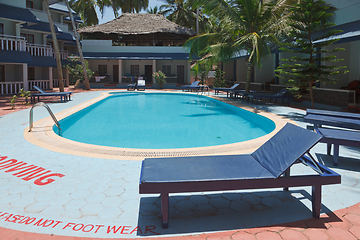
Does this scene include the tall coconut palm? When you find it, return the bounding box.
[147,6,160,14]
[160,0,211,33]
[44,0,64,92]
[69,0,112,26]
[64,0,90,90]
[186,0,298,93]
[110,0,149,15]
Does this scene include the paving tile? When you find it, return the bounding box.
[64,199,87,210]
[189,195,209,205]
[349,225,360,239]
[97,207,124,219]
[104,186,125,197]
[262,197,283,208]
[242,194,261,205]
[328,216,353,229]
[303,229,331,240]
[23,199,50,213]
[175,200,196,211]
[80,202,104,216]
[279,229,308,240]
[256,231,282,240]
[209,197,230,208]
[231,231,256,240]
[229,200,251,212]
[326,227,358,240]
[344,213,360,226]
[194,204,217,216]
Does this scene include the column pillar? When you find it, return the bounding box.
[65,68,69,87]
[118,59,122,83]
[152,60,156,83]
[23,64,28,91]
[49,67,53,89]
[187,61,190,84]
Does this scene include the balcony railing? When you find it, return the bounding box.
[26,43,53,57]
[1,34,69,59]
[0,34,26,51]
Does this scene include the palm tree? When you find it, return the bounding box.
[160,0,211,33]
[147,6,160,14]
[111,0,149,14]
[64,0,90,90]
[69,0,112,26]
[186,0,297,93]
[44,0,64,92]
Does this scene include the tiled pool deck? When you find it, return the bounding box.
[0,90,359,240]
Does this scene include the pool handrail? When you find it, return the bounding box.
[29,102,61,135]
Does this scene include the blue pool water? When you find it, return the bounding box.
[56,92,275,149]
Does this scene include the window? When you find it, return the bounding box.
[26,0,34,9]
[0,65,4,82]
[20,33,34,44]
[162,65,171,76]
[98,65,107,76]
[0,23,4,35]
[28,67,35,80]
[130,65,139,76]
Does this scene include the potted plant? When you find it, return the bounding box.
[152,70,166,89]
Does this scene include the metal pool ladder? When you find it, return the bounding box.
[29,102,61,135]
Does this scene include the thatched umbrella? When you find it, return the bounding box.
[78,13,196,46]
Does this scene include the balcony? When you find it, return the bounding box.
[0,34,69,60]
[0,34,26,51]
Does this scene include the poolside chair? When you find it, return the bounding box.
[139,123,341,228]
[31,86,73,103]
[315,127,360,166]
[304,109,360,130]
[137,80,146,91]
[247,88,293,105]
[213,83,241,97]
[181,81,199,92]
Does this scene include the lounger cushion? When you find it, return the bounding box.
[304,114,360,130]
[252,123,322,178]
[141,154,275,184]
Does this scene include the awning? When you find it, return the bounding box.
[63,16,82,24]
[49,2,76,14]
[314,20,360,44]
[83,52,190,60]
[0,50,33,64]
[21,22,62,34]
[47,32,75,42]
[29,56,57,68]
[0,4,39,23]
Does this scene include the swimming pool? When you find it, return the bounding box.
[55,92,275,149]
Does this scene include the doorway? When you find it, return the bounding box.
[144,65,152,83]
[177,65,184,83]
[113,65,119,83]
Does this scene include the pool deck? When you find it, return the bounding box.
[0,90,359,240]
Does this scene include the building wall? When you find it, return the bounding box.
[255,54,275,84]
[0,19,16,36]
[326,0,360,25]
[235,58,247,82]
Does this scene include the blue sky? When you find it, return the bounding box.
[96,0,164,24]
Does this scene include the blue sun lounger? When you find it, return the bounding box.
[247,88,293,105]
[213,83,241,96]
[315,127,360,166]
[139,123,341,228]
[31,86,73,103]
[304,111,360,130]
[181,81,199,92]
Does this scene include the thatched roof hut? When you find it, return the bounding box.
[78,13,196,46]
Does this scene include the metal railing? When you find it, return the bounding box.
[29,102,61,135]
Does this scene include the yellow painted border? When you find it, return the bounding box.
[24,91,296,160]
